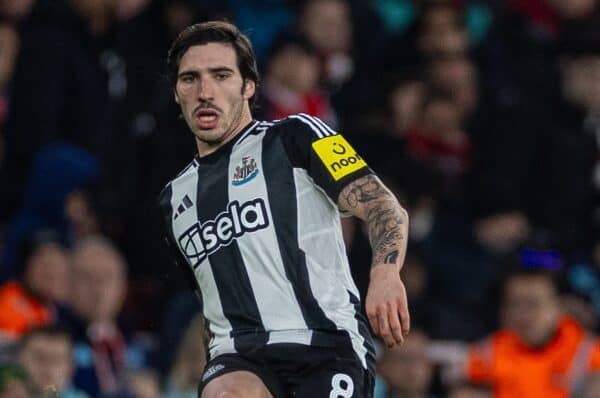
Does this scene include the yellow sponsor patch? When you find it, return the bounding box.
[312,135,367,181]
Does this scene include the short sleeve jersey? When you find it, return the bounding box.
[159,113,375,372]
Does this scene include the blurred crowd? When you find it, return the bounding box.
[2,0,600,396]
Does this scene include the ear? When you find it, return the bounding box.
[174,89,180,104]
[242,79,256,100]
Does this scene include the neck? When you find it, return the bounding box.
[196,107,253,157]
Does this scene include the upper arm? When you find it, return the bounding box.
[280,114,372,205]
[337,174,405,221]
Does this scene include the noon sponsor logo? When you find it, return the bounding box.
[312,135,367,181]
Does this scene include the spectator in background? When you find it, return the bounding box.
[447,383,491,398]
[0,0,35,23]
[0,0,119,225]
[578,372,600,398]
[427,55,478,122]
[375,329,435,398]
[0,23,19,168]
[60,236,128,397]
[388,73,427,137]
[416,1,469,59]
[405,91,471,203]
[163,314,208,398]
[228,0,292,61]
[124,369,160,398]
[18,326,88,398]
[299,0,354,89]
[296,0,389,122]
[260,33,336,125]
[0,144,100,282]
[0,230,68,342]
[472,18,600,253]
[465,269,600,397]
[0,363,29,398]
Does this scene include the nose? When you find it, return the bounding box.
[197,75,215,101]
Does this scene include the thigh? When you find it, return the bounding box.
[292,357,374,398]
[198,354,285,398]
[201,371,272,398]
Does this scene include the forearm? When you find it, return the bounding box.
[367,195,409,270]
[338,175,409,270]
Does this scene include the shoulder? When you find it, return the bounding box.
[158,157,199,207]
[263,113,337,139]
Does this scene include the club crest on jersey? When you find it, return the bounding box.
[232,156,259,186]
[177,199,269,267]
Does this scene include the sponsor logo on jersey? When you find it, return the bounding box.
[177,199,269,266]
[202,364,225,382]
[312,135,367,181]
[232,156,259,186]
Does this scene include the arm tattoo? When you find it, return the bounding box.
[383,250,399,264]
[340,175,406,266]
[342,175,385,209]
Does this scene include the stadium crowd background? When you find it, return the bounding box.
[1,0,600,396]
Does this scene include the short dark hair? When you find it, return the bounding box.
[167,21,260,107]
[502,268,558,297]
[19,325,72,352]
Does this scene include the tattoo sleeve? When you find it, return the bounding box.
[338,175,408,267]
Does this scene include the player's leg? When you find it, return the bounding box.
[198,354,285,398]
[201,371,273,398]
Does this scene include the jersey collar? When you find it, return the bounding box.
[195,120,259,164]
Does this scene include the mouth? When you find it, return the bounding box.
[194,108,220,130]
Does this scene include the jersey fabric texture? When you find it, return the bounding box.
[197,342,374,398]
[159,113,375,375]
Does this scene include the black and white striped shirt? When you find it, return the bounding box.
[159,113,375,372]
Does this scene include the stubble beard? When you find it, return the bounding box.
[194,97,246,147]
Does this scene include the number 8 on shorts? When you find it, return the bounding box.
[330,373,354,398]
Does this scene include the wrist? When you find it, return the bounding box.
[370,262,400,279]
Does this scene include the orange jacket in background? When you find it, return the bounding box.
[466,316,600,398]
[0,281,52,340]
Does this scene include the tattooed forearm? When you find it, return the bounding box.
[339,175,408,267]
[383,250,399,264]
[366,198,405,265]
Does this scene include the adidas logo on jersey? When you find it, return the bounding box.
[177,199,269,266]
[173,194,193,219]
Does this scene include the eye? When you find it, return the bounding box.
[180,74,195,83]
[215,73,229,81]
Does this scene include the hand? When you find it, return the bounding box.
[366,264,410,347]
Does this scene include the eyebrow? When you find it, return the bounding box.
[178,67,235,78]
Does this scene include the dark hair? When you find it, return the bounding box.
[266,31,317,62]
[502,267,558,297]
[19,325,72,352]
[167,21,260,108]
